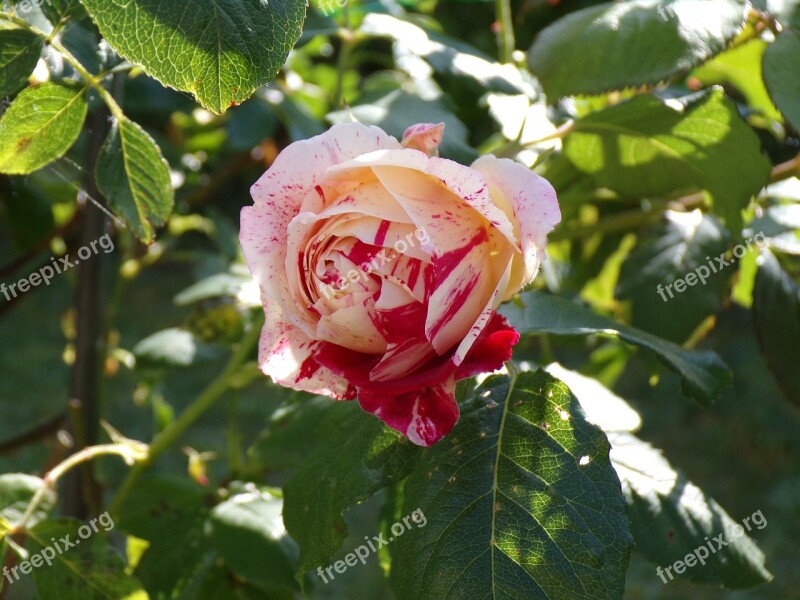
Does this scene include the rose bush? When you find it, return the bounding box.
[240,122,559,445]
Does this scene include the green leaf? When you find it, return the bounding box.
[282,400,420,575]
[563,90,772,228]
[529,0,746,98]
[0,82,87,175]
[328,88,477,164]
[78,0,307,114]
[500,291,732,404]
[248,395,333,472]
[692,39,782,123]
[27,519,148,599]
[0,27,43,97]
[174,271,253,306]
[617,210,732,343]
[208,486,298,591]
[753,250,800,405]
[117,477,213,599]
[763,26,800,131]
[391,369,632,600]
[95,117,173,243]
[360,13,526,94]
[133,328,218,368]
[0,474,55,531]
[610,431,773,588]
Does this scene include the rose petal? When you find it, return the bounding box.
[456,313,520,379]
[257,297,354,399]
[242,123,401,305]
[357,378,459,446]
[471,155,561,294]
[402,122,445,157]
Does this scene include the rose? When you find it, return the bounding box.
[240,122,559,446]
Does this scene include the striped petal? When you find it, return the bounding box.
[471,155,561,295]
[358,378,459,446]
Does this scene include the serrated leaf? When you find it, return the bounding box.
[117,477,212,599]
[282,400,420,575]
[0,474,56,532]
[27,519,148,599]
[248,395,332,472]
[610,431,772,588]
[500,291,732,404]
[95,117,173,243]
[617,210,732,343]
[392,370,632,600]
[0,27,43,97]
[0,82,87,175]
[563,90,772,228]
[78,0,306,114]
[529,0,746,99]
[763,26,800,132]
[208,487,298,591]
[753,250,800,405]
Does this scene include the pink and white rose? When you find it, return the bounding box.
[240,122,559,446]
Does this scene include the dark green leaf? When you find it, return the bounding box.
[0,474,55,531]
[529,0,746,98]
[117,477,213,599]
[500,291,732,404]
[208,486,298,591]
[763,26,800,132]
[563,90,772,228]
[78,0,307,114]
[0,27,43,97]
[248,395,332,472]
[95,117,173,243]
[28,518,148,599]
[753,250,800,405]
[0,82,87,175]
[392,370,632,600]
[617,210,732,342]
[283,401,420,575]
[610,431,772,588]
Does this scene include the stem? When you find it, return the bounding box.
[0,12,124,120]
[107,313,264,517]
[494,0,516,63]
[15,444,145,533]
[63,90,113,519]
[333,30,356,109]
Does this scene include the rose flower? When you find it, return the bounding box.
[240,122,559,446]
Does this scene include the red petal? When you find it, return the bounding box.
[456,313,520,380]
[358,378,459,446]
